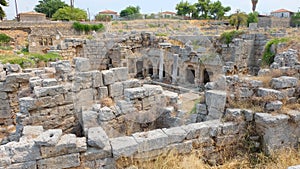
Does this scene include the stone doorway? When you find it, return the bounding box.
[203,68,210,84]
[186,65,195,84]
[136,61,144,78]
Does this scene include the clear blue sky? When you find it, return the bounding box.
[3,0,300,20]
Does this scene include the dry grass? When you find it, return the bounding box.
[119,147,300,169]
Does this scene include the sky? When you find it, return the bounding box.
[3,0,300,20]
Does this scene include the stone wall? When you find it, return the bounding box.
[258,17,291,28]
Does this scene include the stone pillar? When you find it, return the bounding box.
[159,49,164,81]
[172,54,178,84]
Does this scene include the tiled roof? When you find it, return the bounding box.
[99,10,117,14]
[271,9,293,13]
[161,11,176,15]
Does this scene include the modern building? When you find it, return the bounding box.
[161,11,177,18]
[271,9,294,18]
[98,10,118,20]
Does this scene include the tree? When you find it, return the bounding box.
[195,0,211,19]
[0,0,8,20]
[175,1,196,18]
[230,10,248,30]
[34,0,68,18]
[251,0,258,12]
[247,12,258,26]
[209,1,231,20]
[292,12,300,27]
[120,6,141,18]
[52,6,87,21]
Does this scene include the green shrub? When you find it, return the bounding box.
[30,52,62,62]
[0,33,11,45]
[0,55,35,68]
[155,33,168,37]
[0,46,13,50]
[220,30,244,45]
[262,38,289,66]
[72,22,105,33]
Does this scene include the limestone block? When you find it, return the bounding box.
[99,107,116,121]
[144,85,163,97]
[166,140,193,154]
[88,127,110,149]
[19,97,37,112]
[181,122,210,139]
[162,126,187,144]
[132,129,169,152]
[42,78,58,87]
[287,110,300,123]
[6,64,21,73]
[102,70,115,85]
[255,113,294,154]
[34,85,66,98]
[205,90,226,120]
[122,79,141,89]
[5,73,31,83]
[0,71,6,81]
[205,90,226,111]
[265,101,282,111]
[0,146,11,167]
[81,111,100,135]
[5,140,41,163]
[0,100,10,118]
[74,57,91,72]
[242,109,254,122]
[220,122,241,135]
[196,104,207,115]
[110,136,138,158]
[98,87,109,99]
[92,70,103,87]
[224,109,243,122]
[29,77,42,89]
[80,147,112,161]
[34,129,63,146]
[116,100,137,115]
[124,87,145,99]
[271,76,298,89]
[280,88,296,97]
[206,108,223,120]
[40,134,77,158]
[22,126,44,139]
[72,72,93,91]
[6,161,36,169]
[37,153,80,169]
[111,67,129,82]
[163,90,178,104]
[257,88,284,100]
[108,82,124,98]
[239,87,254,98]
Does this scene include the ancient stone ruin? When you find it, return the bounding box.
[0,21,299,168]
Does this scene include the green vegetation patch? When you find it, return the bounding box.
[29,52,62,62]
[0,33,12,45]
[0,52,62,68]
[0,55,35,68]
[262,38,289,66]
[220,30,244,45]
[72,22,105,33]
